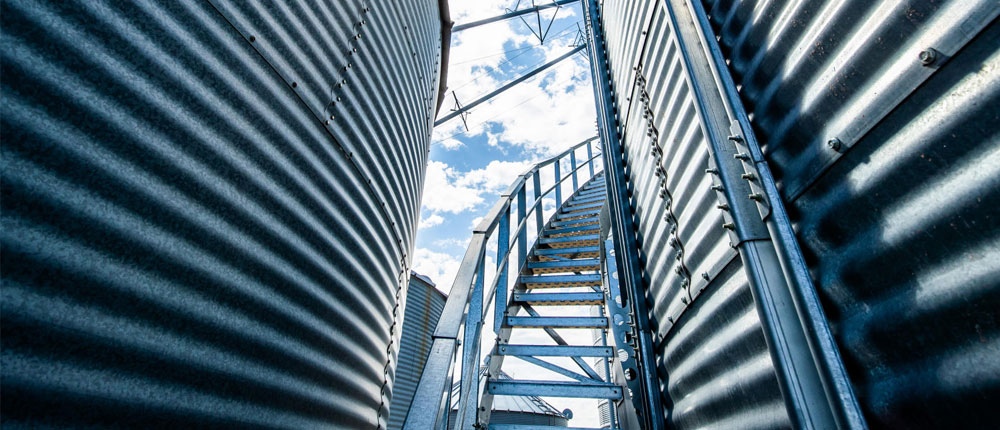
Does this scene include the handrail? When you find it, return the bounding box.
[403,136,602,429]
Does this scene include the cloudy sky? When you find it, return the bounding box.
[410,0,608,427]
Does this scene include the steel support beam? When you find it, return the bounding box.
[435,45,585,126]
[582,0,666,428]
[658,0,867,428]
[452,0,580,32]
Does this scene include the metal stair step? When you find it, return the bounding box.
[498,344,614,357]
[520,274,601,288]
[544,224,600,237]
[566,195,605,206]
[513,291,604,305]
[527,259,600,274]
[539,234,599,249]
[506,316,608,328]
[555,209,601,220]
[490,425,606,430]
[561,202,604,213]
[487,379,622,400]
[550,216,598,228]
[534,246,600,261]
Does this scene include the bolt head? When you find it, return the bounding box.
[827,138,843,152]
[919,48,938,66]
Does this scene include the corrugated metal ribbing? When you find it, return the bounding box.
[598,1,790,428]
[660,260,789,429]
[705,0,1000,427]
[388,274,446,430]
[0,0,442,428]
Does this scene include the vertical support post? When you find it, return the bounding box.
[554,159,563,205]
[583,0,666,428]
[495,207,510,334]
[570,150,579,191]
[587,142,595,176]
[517,185,528,270]
[456,257,484,430]
[532,171,543,236]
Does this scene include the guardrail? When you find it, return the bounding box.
[403,136,602,429]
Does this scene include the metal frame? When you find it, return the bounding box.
[403,137,601,429]
[435,45,585,126]
[452,0,579,32]
[581,0,666,428]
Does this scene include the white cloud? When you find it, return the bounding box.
[420,213,445,229]
[422,161,485,214]
[411,247,462,292]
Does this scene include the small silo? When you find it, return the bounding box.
[447,369,572,428]
[388,272,447,430]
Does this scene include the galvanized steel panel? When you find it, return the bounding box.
[388,274,447,430]
[1,0,443,428]
[595,1,790,428]
[705,1,1000,427]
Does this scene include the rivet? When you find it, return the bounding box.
[325,120,330,125]
[919,48,938,66]
[741,173,756,180]
[711,185,724,192]
[292,81,297,88]
[249,35,256,42]
[734,153,749,160]
[337,96,342,102]
[717,204,729,211]
[749,193,764,201]
[827,138,843,152]
[702,272,710,280]
[723,223,735,230]
[705,168,719,175]
[330,115,335,120]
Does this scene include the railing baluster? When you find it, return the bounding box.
[533,171,543,236]
[517,185,527,271]
[495,207,510,334]
[588,142,595,177]
[570,150,579,192]
[554,159,562,205]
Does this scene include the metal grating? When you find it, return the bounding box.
[0,0,445,428]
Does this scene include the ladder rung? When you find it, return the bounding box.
[488,379,622,399]
[498,344,614,357]
[506,316,607,328]
[513,291,604,305]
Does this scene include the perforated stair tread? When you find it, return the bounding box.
[513,291,604,305]
[527,259,600,274]
[506,316,608,328]
[519,273,602,288]
[498,344,614,357]
[487,379,623,400]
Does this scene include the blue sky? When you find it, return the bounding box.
[410,1,603,426]
[413,0,596,287]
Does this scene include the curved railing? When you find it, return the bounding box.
[403,137,602,429]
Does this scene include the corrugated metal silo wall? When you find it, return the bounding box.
[0,0,443,428]
[388,276,446,430]
[597,1,791,428]
[703,0,1000,428]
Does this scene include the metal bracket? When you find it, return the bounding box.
[728,120,770,220]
